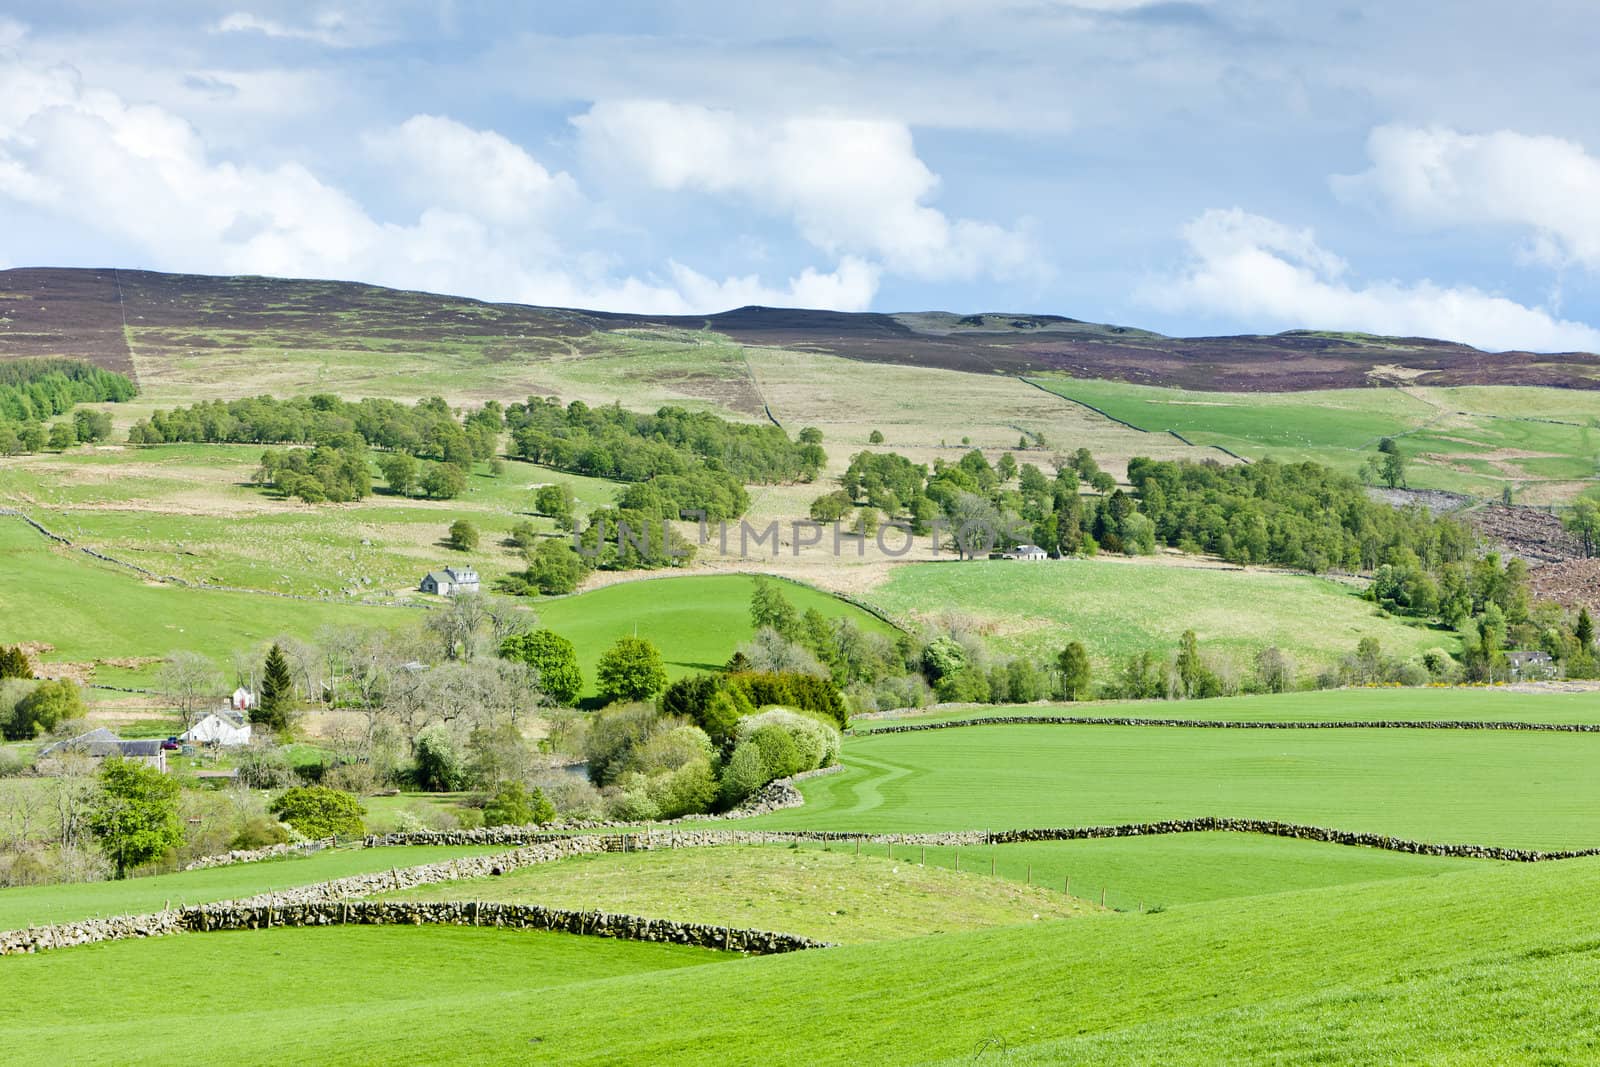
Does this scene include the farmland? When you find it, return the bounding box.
[859,557,1448,675]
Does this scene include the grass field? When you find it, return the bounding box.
[861,557,1448,676]
[380,844,1089,943]
[536,574,897,694]
[864,686,1600,726]
[744,722,1600,847]
[0,845,506,930]
[11,858,1600,1064]
[1032,375,1600,502]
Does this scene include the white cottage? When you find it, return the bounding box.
[1005,543,1050,561]
[231,686,255,711]
[182,709,253,747]
[420,565,480,596]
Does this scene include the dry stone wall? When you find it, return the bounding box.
[853,715,1600,734]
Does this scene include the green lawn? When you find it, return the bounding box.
[864,686,1600,727]
[864,557,1448,677]
[0,845,506,930]
[743,722,1600,847]
[11,858,1600,1064]
[538,574,897,694]
[379,843,1088,943]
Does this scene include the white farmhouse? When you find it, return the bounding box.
[182,709,253,747]
[1004,543,1050,561]
[231,686,255,711]
[420,566,481,596]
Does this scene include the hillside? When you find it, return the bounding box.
[5,267,1599,393]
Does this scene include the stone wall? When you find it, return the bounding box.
[182,839,334,871]
[852,715,1600,735]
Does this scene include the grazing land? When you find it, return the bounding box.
[860,557,1448,674]
[747,721,1600,847]
[380,844,1089,943]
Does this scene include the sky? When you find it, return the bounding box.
[3,1,1600,351]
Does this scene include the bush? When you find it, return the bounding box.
[231,815,291,850]
[413,723,468,791]
[748,724,805,781]
[446,518,480,551]
[500,629,583,705]
[268,786,366,838]
[6,679,85,740]
[596,636,668,702]
[735,708,840,770]
[235,743,296,789]
[719,741,769,807]
[582,703,665,786]
[482,782,556,827]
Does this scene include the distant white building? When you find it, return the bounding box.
[1003,544,1050,561]
[182,709,252,747]
[230,687,255,711]
[420,565,480,596]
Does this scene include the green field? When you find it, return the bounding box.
[863,557,1448,676]
[745,721,1600,847]
[10,858,1600,1064]
[537,574,897,694]
[0,845,506,930]
[863,686,1600,726]
[1031,376,1600,501]
[381,844,1088,943]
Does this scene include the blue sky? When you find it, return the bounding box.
[3,2,1600,351]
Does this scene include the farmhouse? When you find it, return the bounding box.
[420,566,480,596]
[1507,650,1556,680]
[1003,544,1050,561]
[37,728,167,772]
[230,686,255,711]
[181,709,252,747]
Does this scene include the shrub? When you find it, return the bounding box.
[446,518,480,551]
[719,741,769,806]
[413,723,468,791]
[482,782,556,827]
[0,645,32,679]
[596,636,668,702]
[235,743,296,789]
[269,786,366,838]
[726,670,847,728]
[748,724,805,781]
[500,629,583,705]
[582,703,665,786]
[231,815,291,850]
[735,708,840,770]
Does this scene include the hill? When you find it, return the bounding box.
[5,266,1598,394]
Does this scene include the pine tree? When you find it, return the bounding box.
[255,643,294,732]
[1578,607,1595,650]
[0,644,33,680]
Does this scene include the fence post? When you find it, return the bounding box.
[991,855,996,876]
[1100,888,1106,907]
[955,849,960,872]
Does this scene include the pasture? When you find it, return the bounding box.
[9,858,1600,1064]
[861,556,1447,675]
[746,721,1600,847]
[1032,375,1600,502]
[380,844,1089,943]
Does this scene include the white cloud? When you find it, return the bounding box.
[573,100,1038,282]
[365,114,580,228]
[0,55,874,314]
[1143,208,1600,352]
[0,16,25,49]
[1334,125,1600,270]
[213,11,359,48]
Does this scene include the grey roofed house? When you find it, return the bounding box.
[420,565,481,596]
[1506,650,1556,679]
[38,728,168,771]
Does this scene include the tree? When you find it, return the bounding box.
[413,723,468,791]
[254,644,295,733]
[1377,438,1408,489]
[1056,642,1092,701]
[596,636,668,702]
[87,758,184,879]
[749,575,799,638]
[483,781,556,827]
[379,452,417,496]
[0,645,32,680]
[426,592,487,660]
[1254,646,1293,694]
[1175,629,1218,698]
[997,453,1018,483]
[446,518,480,552]
[156,651,223,730]
[420,461,467,500]
[500,629,583,705]
[526,538,587,595]
[269,786,366,838]
[1579,607,1596,650]
[7,679,86,739]
[1567,499,1600,558]
[534,483,576,530]
[47,422,75,451]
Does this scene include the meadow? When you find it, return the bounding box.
[1031,375,1600,502]
[860,557,1447,675]
[746,721,1600,847]
[9,857,1600,1064]
[381,844,1088,943]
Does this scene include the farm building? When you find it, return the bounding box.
[37,729,167,772]
[230,686,255,711]
[420,566,480,596]
[181,709,252,747]
[1002,544,1050,561]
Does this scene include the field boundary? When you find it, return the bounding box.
[1018,377,1250,463]
[849,714,1600,735]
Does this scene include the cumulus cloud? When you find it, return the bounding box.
[0,55,875,314]
[1334,125,1600,270]
[573,99,1038,282]
[1142,208,1600,352]
[366,114,581,228]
